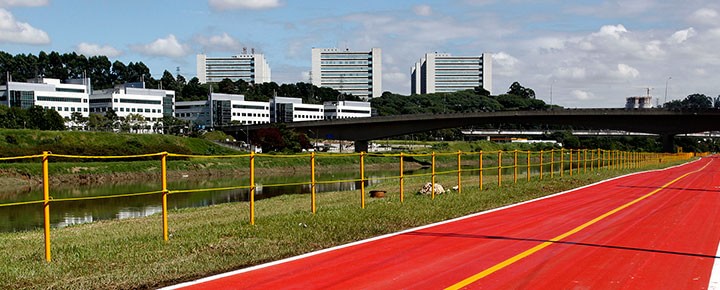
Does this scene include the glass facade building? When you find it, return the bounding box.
[196,53,271,84]
[411,53,492,95]
[311,48,382,100]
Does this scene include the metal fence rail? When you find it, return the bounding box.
[0,149,698,262]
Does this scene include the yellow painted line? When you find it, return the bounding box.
[446,160,712,290]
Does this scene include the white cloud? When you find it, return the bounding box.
[413,5,432,16]
[491,52,520,76]
[209,0,282,10]
[689,8,720,26]
[75,42,123,57]
[616,63,640,78]
[668,28,696,44]
[196,32,244,52]
[0,8,49,44]
[131,34,190,58]
[554,66,587,80]
[0,0,48,7]
[571,90,595,100]
[593,24,628,39]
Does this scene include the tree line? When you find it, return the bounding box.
[0,51,354,103]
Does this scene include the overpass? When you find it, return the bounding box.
[220,108,720,152]
[462,129,720,138]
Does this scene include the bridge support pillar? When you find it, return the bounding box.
[355,140,369,153]
[661,134,676,153]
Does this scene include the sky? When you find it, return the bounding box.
[1,0,719,108]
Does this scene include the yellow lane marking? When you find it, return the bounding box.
[445,161,712,290]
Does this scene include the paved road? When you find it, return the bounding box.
[166,157,720,289]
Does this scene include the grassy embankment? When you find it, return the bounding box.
[0,129,556,188]
[0,156,690,289]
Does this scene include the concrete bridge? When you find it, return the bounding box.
[220,108,720,152]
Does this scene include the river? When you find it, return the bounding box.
[0,162,568,232]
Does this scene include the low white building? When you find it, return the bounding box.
[271,97,324,123]
[212,93,270,126]
[0,78,90,124]
[323,100,372,119]
[175,93,270,128]
[89,83,174,133]
[174,100,211,128]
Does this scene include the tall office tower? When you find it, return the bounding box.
[311,48,382,100]
[196,53,272,84]
[411,52,492,95]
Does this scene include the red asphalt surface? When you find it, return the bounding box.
[173,157,720,289]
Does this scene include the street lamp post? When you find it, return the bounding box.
[664,76,672,105]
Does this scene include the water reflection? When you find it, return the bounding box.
[0,162,576,232]
[0,169,400,232]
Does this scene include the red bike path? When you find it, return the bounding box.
[166,157,720,289]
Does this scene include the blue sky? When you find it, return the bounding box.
[1,0,719,107]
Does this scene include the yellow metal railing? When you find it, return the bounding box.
[0,149,699,262]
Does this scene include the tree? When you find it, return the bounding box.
[714,95,720,109]
[104,109,119,131]
[43,109,66,130]
[664,93,713,110]
[88,113,108,131]
[474,86,491,96]
[217,78,239,94]
[683,94,712,109]
[70,112,88,130]
[181,77,208,101]
[507,81,536,99]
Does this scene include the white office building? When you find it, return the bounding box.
[196,53,271,84]
[89,83,174,133]
[0,77,90,122]
[323,100,372,120]
[271,97,324,123]
[175,93,270,127]
[411,52,492,95]
[625,96,653,109]
[311,48,382,100]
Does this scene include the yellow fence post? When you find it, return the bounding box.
[569,149,573,176]
[431,152,436,199]
[361,152,366,208]
[527,150,531,182]
[577,150,581,175]
[250,151,256,225]
[457,151,462,194]
[161,152,169,241]
[479,151,483,190]
[560,148,564,177]
[497,151,502,187]
[311,152,316,214]
[539,150,544,180]
[584,149,588,173]
[400,152,404,203]
[42,151,51,262]
[513,150,518,183]
[551,149,555,179]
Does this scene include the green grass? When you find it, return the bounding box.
[0,160,688,290]
[0,129,239,158]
